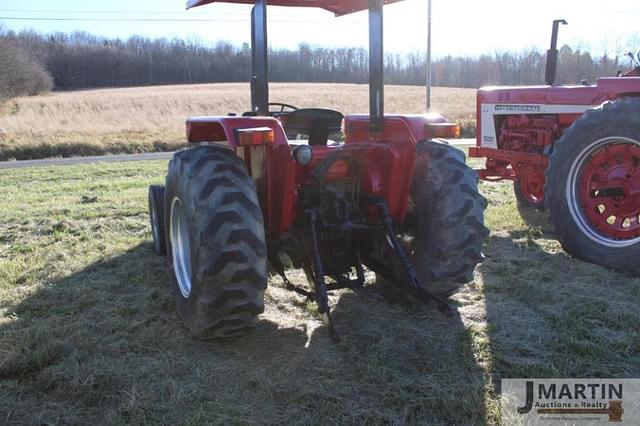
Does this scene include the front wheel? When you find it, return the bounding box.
[545,98,640,276]
[513,171,545,211]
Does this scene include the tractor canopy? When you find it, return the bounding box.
[186,0,404,16]
[187,0,400,132]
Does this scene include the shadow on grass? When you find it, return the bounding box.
[478,233,640,393]
[0,241,491,425]
[0,244,307,425]
[305,291,488,424]
[7,232,635,425]
[512,204,553,238]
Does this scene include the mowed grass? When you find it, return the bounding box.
[1,158,639,425]
[0,83,475,161]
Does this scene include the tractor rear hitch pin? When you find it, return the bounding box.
[369,195,454,317]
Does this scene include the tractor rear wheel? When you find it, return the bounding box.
[378,141,489,296]
[164,145,267,339]
[545,98,640,276]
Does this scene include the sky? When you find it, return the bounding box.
[1,0,639,57]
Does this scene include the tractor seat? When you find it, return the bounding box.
[280,108,344,146]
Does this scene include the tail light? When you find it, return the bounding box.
[426,123,461,139]
[235,127,275,146]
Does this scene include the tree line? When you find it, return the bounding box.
[1,25,637,98]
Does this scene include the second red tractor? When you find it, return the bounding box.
[470,20,640,276]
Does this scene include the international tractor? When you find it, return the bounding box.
[470,20,640,276]
[147,0,488,341]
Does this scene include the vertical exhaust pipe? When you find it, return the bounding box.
[545,19,568,85]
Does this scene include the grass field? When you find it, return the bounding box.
[0,83,475,161]
[1,157,638,425]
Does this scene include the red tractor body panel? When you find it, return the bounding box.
[470,77,640,195]
[187,116,289,146]
[186,113,452,236]
[187,0,404,15]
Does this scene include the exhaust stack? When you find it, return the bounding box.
[545,19,568,86]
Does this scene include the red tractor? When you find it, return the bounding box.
[147,0,488,341]
[470,20,640,276]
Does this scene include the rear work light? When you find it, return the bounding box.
[293,145,314,165]
[426,123,461,139]
[235,127,275,146]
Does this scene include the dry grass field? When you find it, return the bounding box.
[1,157,638,425]
[0,83,475,161]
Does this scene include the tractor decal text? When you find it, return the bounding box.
[495,104,542,112]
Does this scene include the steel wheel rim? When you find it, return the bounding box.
[170,197,193,297]
[566,136,640,247]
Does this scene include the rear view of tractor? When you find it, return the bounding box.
[147,0,488,341]
[470,20,640,276]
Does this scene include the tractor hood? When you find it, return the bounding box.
[186,0,404,16]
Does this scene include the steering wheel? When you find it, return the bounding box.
[268,103,299,117]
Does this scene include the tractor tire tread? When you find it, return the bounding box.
[165,145,267,340]
[390,140,489,296]
[149,185,167,256]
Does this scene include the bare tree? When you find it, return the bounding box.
[0,38,53,104]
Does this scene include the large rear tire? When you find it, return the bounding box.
[545,98,640,276]
[378,141,489,296]
[164,145,267,339]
